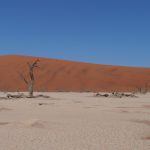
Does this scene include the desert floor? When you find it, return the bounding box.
[0,92,150,150]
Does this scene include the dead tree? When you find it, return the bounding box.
[19,59,40,97]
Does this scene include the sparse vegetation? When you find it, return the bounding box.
[95,92,138,98]
[134,83,150,94]
[0,59,50,99]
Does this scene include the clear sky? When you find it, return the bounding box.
[0,0,150,67]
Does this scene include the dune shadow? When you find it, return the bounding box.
[18,119,47,129]
[131,119,150,126]
[38,102,55,106]
[0,122,9,126]
[141,136,150,140]
[143,105,150,109]
[0,107,12,112]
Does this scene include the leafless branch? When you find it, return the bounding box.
[18,72,28,85]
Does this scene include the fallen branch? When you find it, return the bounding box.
[6,93,50,99]
[7,93,25,99]
[95,92,138,98]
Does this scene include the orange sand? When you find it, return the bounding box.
[0,55,150,92]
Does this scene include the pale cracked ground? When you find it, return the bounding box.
[0,92,150,150]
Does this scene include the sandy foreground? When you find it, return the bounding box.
[0,92,150,150]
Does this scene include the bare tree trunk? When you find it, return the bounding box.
[28,80,34,97]
[19,59,39,98]
[27,59,39,97]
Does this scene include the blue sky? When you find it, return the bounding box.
[0,0,150,67]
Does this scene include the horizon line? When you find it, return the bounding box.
[0,54,149,69]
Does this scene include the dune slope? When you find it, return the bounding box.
[0,55,150,92]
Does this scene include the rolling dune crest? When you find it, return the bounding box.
[0,55,150,92]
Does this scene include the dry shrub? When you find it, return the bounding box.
[134,83,150,94]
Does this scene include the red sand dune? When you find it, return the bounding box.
[0,55,150,92]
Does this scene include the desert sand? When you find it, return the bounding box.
[0,55,150,92]
[0,92,150,150]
